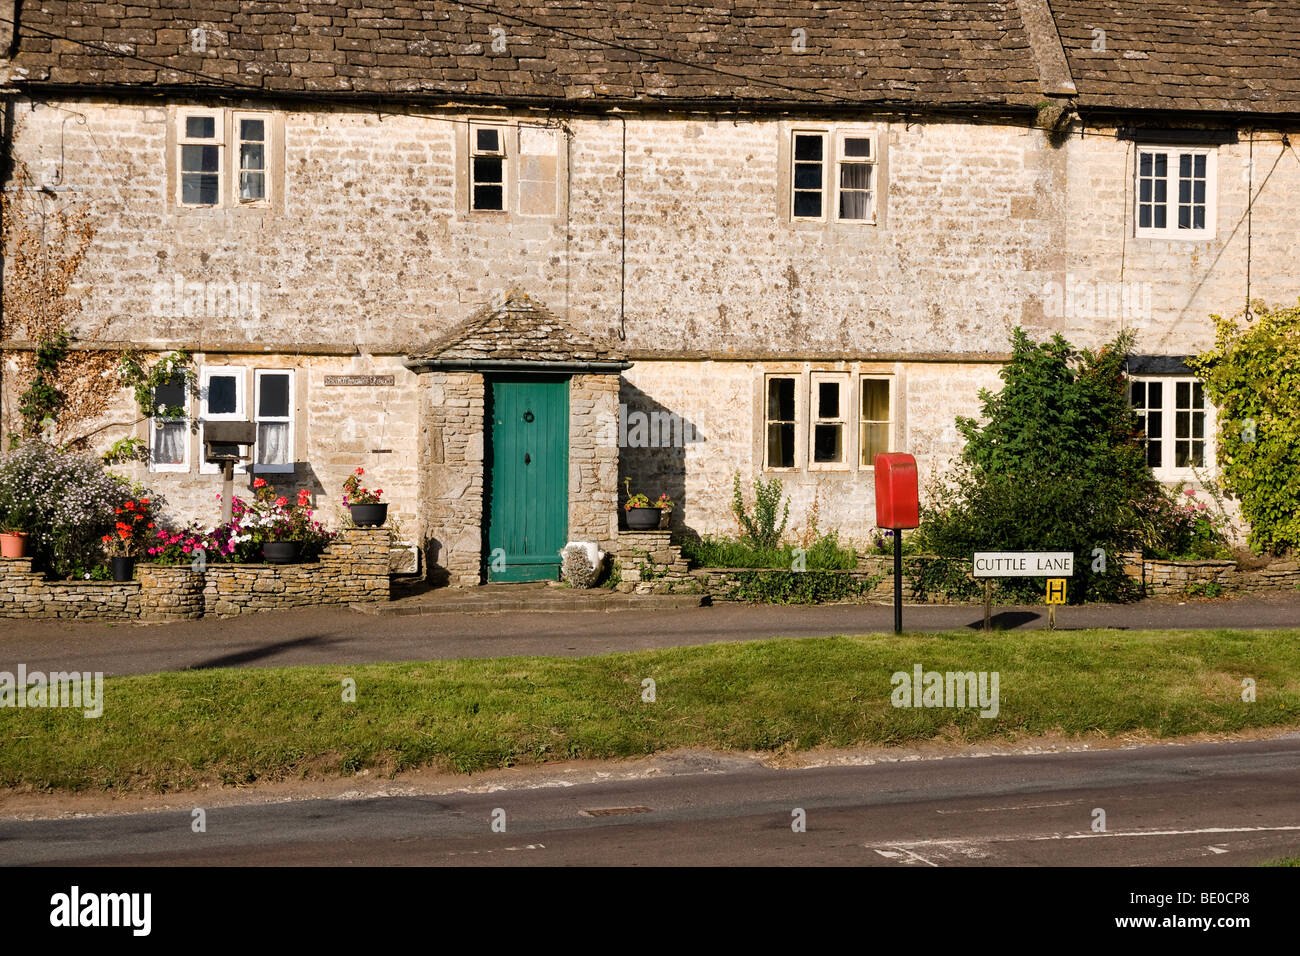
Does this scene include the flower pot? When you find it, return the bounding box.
[0,532,28,559]
[625,507,662,531]
[348,502,389,528]
[110,556,136,582]
[263,541,302,564]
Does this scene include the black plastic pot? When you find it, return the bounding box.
[625,507,662,531]
[110,556,136,582]
[348,502,389,528]
[263,541,302,564]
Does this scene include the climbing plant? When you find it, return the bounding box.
[1191,301,1300,554]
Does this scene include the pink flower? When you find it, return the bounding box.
[1183,487,1197,496]
[1197,503,1207,511]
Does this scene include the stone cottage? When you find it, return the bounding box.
[0,1,1297,585]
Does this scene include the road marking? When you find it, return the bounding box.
[1205,845,1228,854]
[1060,825,1300,840]
[868,824,1300,857]
[935,800,1077,814]
[580,806,652,817]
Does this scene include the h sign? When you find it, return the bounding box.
[874,453,920,529]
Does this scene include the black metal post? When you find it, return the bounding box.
[893,531,903,635]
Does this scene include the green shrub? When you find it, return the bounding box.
[1192,301,1300,555]
[731,471,789,550]
[918,329,1151,603]
[723,569,884,605]
[682,532,855,570]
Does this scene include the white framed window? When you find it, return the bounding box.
[835,132,875,222]
[1130,376,1215,478]
[178,111,223,207]
[1135,147,1216,239]
[253,369,294,474]
[764,375,798,469]
[148,372,190,472]
[199,366,246,475]
[809,372,849,468]
[471,124,507,212]
[791,131,827,221]
[859,376,893,467]
[234,113,268,204]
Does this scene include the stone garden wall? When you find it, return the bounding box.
[0,529,392,621]
[625,540,1300,604]
[1134,558,1300,598]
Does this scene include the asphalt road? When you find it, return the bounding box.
[4,737,1300,866]
[2,593,1298,677]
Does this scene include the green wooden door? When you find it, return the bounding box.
[486,376,569,582]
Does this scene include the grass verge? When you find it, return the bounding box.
[3,628,1298,793]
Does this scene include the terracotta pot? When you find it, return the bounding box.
[625,507,662,531]
[348,502,389,528]
[0,532,29,559]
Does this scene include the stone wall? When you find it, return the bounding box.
[0,529,391,620]
[569,374,620,550]
[419,371,485,586]
[1134,558,1300,598]
[614,531,693,594]
[0,560,139,619]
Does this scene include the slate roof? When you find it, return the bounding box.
[4,2,1300,116]
[1051,0,1300,114]
[2,0,1044,109]
[409,290,627,365]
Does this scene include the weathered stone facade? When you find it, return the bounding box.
[3,3,1298,582]
[0,529,391,619]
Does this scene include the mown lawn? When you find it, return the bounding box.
[3,628,1298,793]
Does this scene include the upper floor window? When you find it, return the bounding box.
[237,115,267,202]
[179,113,222,206]
[176,110,273,208]
[471,124,507,212]
[1135,147,1215,239]
[790,129,877,223]
[1130,376,1214,479]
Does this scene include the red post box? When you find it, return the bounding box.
[874,453,920,529]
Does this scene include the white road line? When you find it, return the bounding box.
[935,800,1077,814]
[868,824,1300,853]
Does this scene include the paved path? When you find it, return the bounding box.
[5,736,1299,866]
[1,592,1296,677]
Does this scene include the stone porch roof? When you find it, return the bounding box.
[405,291,628,371]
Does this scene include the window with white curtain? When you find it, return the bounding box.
[835,132,875,221]
[254,369,294,474]
[149,372,189,472]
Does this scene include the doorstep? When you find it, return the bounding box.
[352,582,709,616]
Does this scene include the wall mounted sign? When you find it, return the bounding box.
[323,375,395,387]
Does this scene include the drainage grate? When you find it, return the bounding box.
[579,806,653,817]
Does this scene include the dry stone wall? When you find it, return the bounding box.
[0,529,391,620]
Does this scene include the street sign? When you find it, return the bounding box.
[1046,579,1067,604]
[972,552,1074,578]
